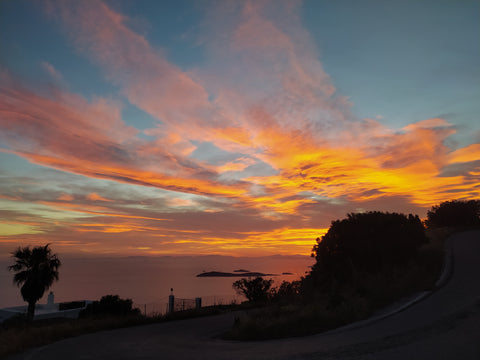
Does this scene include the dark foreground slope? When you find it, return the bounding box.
[8,230,480,360]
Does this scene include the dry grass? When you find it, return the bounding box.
[0,304,237,358]
[0,315,149,358]
[224,297,371,340]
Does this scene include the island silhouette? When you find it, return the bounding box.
[196,271,277,277]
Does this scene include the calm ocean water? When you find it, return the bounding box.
[0,255,314,313]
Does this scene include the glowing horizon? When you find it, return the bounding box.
[0,0,479,257]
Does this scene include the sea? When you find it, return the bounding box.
[0,255,314,314]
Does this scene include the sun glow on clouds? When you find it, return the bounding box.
[0,0,479,256]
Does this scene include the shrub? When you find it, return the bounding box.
[226,210,447,340]
[233,277,274,303]
[79,295,140,318]
[270,280,302,304]
[425,200,480,228]
[310,212,428,286]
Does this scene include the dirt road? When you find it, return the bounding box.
[9,230,480,360]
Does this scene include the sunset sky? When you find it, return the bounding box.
[0,0,479,257]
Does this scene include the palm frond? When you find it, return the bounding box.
[8,244,62,304]
[12,270,30,286]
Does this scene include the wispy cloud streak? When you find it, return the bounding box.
[0,0,478,255]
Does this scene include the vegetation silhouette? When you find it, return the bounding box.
[425,199,480,228]
[80,295,140,318]
[270,280,302,304]
[0,203,462,350]
[233,277,274,303]
[227,210,441,340]
[307,211,427,289]
[8,244,61,322]
[232,277,302,306]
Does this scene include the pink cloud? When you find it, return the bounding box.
[0,71,247,198]
[49,0,217,141]
[0,71,138,154]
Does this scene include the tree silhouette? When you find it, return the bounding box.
[8,244,61,321]
[425,200,480,228]
[233,277,274,303]
[310,211,427,286]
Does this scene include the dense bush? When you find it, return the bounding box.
[270,280,302,304]
[425,200,480,228]
[309,212,428,286]
[227,209,449,340]
[80,295,140,318]
[233,277,274,303]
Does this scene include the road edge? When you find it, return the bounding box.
[321,233,455,336]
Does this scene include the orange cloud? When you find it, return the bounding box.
[243,116,478,211]
[37,200,170,222]
[86,193,112,202]
[213,127,253,149]
[217,157,256,173]
[74,223,162,234]
[448,144,480,164]
[57,194,74,201]
[136,227,328,256]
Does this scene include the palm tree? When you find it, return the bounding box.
[8,244,61,321]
